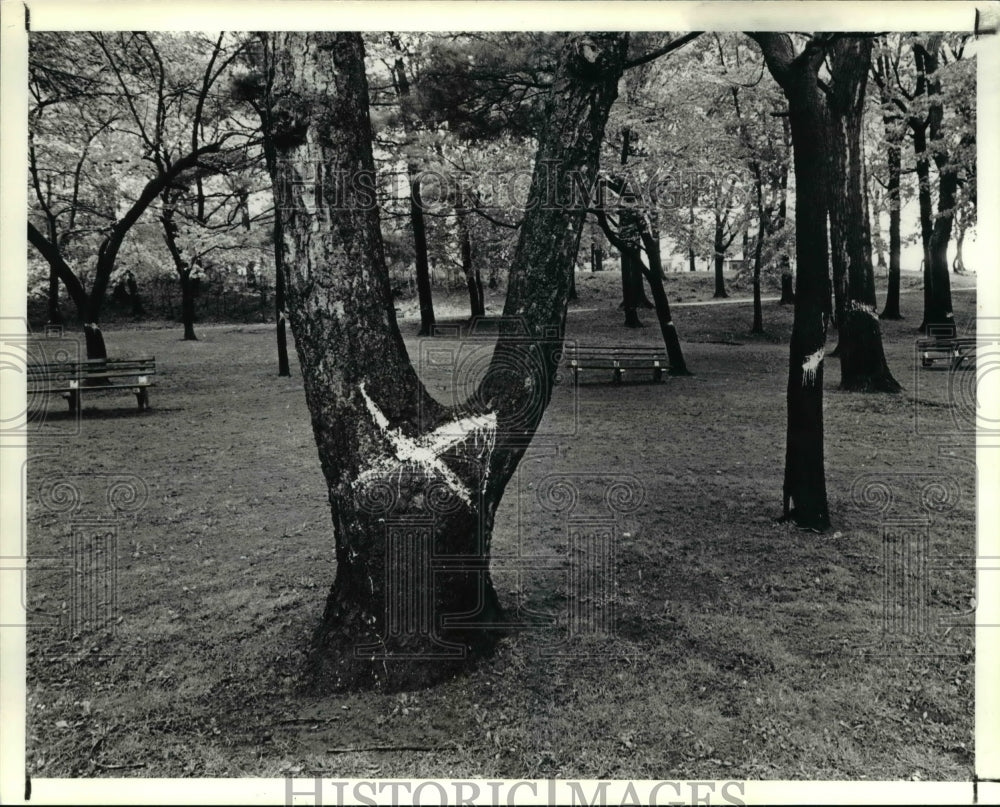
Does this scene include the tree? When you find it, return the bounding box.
[879,34,975,335]
[824,37,900,392]
[258,31,627,691]
[232,37,293,375]
[749,33,834,531]
[135,33,259,342]
[870,41,905,320]
[27,32,245,357]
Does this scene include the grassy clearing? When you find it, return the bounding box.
[26,269,975,779]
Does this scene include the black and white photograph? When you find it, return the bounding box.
[1,1,997,804]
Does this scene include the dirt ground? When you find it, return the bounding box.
[24,268,977,780]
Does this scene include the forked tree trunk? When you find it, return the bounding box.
[261,31,626,691]
[751,32,832,531]
[826,38,900,392]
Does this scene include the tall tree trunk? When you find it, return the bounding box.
[713,216,728,298]
[751,33,832,531]
[456,200,485,318]
[261,31,626,691]
[410,174,436,336]
[688,202,697,271]
[911,123,935,331]
[918,38,961,338]
[274,234,291,376]
[826,38,900,392]
[751,210,765,334]
[881,119,903,319]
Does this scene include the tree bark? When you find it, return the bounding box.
[826,37,900,392]
[261,31,626,691]
[750,33,832,531]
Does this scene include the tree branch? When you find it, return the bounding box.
[625,32,703,70]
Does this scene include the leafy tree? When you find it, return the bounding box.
[875,33,975,334]
[27,32,248,357]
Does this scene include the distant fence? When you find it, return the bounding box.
[28,274,275,329]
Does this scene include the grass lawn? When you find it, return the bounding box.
[25,268,976,779]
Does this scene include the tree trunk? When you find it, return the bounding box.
[779,272,795,305]
[261,31,626,691]
[751,214,765,334]
[456,201,485,318]
[926,164,957,336]
[713,217,728,298]
[881,117,903,319]
[633,216,690,374]
[411,174,436,336]
[923,44,960,336]
[179,271,197,341]
[47,266,63,326]
[953,212,966,274]
[621,251,642,327]
[751,33,832,531]
[826,38,900,392]
[911,123,935,330]
[161,206,198,341]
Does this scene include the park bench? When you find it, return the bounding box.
[28,356,156,413]
[917,336,976,369]
[563,345,669,384]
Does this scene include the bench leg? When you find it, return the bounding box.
[67,390,80,413]
[136,388,149,411]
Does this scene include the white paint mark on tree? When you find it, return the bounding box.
[847,299,879,320]
[356,383,497,505]
[801,348,824,387]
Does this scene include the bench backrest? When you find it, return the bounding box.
[27,357,156,385]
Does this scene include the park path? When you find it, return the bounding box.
[569,284,975,315]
